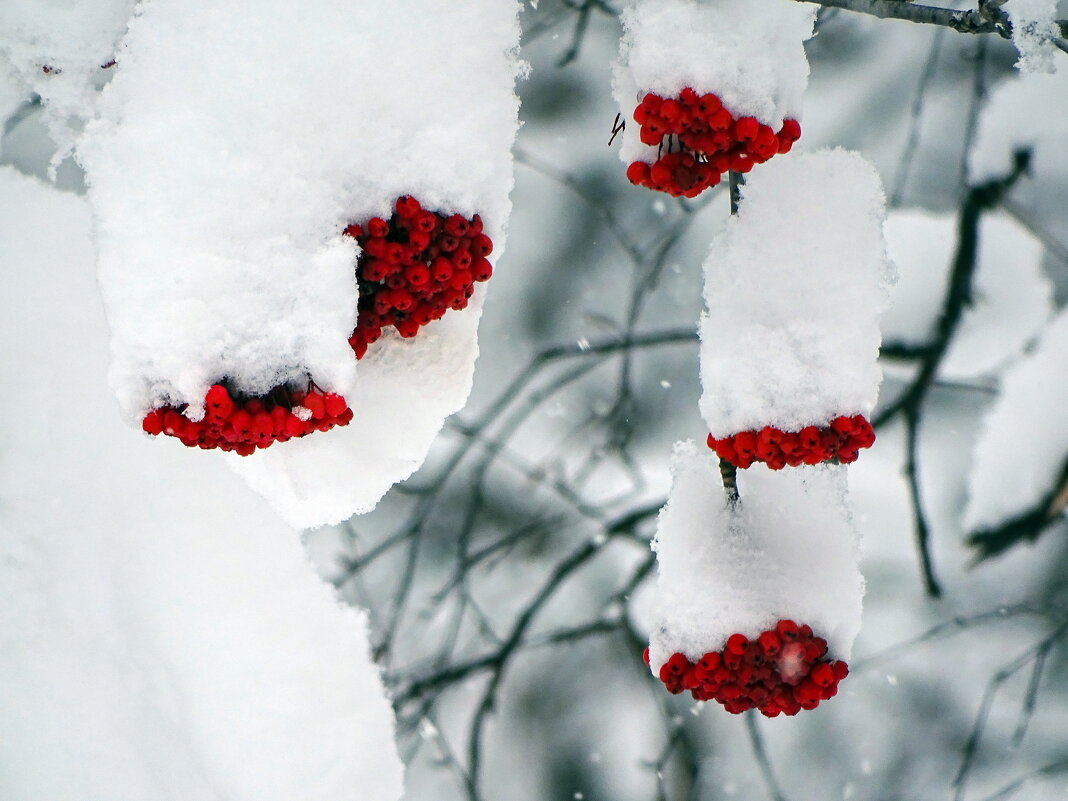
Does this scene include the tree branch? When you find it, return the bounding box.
[792,0,1011,38]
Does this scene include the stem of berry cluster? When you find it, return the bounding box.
[718,170,746,504]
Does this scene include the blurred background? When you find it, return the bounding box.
[5,2,1068,800]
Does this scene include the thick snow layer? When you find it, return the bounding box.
[0,166,403,801]
[963,306,1068,533]
[1007,0,1060,74]
[882,209,1052,378]
[700,149,893,437]
[611,0,815,166]
[647,441,864,672]
[0,0,134,162]
[969,69,1068,182]
[78,0,523,527]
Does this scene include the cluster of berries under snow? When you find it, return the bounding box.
[75,0,522,526]
[142,383,351,456]
[625,89,800,197]
[612,0,814,192]
[707,414,876,469]
[648,620,849,716]
[648,444,864,714]
[346,197,494,359]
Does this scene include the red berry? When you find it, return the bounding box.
[726,634,748,655]
[395,195,421,218]
[323,392,348,418]
[626,161,650,185]
[142,409,164,435]
[303,393,326,420]
[367,217,389,238]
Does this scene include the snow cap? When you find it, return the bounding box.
[700,148,893,437]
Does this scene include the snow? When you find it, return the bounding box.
[882,209,1052,378]
[0,166,403,801]
[1006,0,1060,74]
[700,148,893,437]
[76,0,523,527]
[963,306,1068,533]
[611,0,815,167]
[881,209,955,347]
[968,69,1068,182]
[0,0,134,165]
[647,441,864,672]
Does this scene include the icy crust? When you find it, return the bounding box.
[0,0,135,160]
[78,1,522,525]
[647,441,864,673]
[0,167,403,801]
[700,149,892,437]
[968,69,1068,182]
[1007,0,1059,74]
[612,0,815,167]
[882,209,1052,378]
[964,307,1068,533]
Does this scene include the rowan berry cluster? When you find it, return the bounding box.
[647,619,849,716]
[345,197,494,359]
[706,414,875,469]
[625,89,801,197]
[141,383,352,456]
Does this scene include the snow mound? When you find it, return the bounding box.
[77,0,523,527]
[1007,0,1060,74]
[0,0,134,164]
[0,166,403,801]
[648,441,864,672]
[964,306,1068,533]
[882,209,1052,378]
[969,69,1068,182]
[700,148,893,437]
[611,0,815,167]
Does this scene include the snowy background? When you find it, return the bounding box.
[4,2,1068,801]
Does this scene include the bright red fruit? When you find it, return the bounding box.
[650,619,848,716]
[707,415,875,469]
[141,381,353,455]
[345,200,494,359]
[624,89,801,198]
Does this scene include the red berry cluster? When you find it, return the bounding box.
[345,196,494,359]
[706,415,875,469]
[646,620,849,717]
[625,89,801,198]
[141,383,352,456]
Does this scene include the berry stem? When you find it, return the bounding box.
[729,169,746,214]
[717,169,747,504]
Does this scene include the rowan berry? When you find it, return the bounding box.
[650,619,848,715]
[344,198,495,357]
